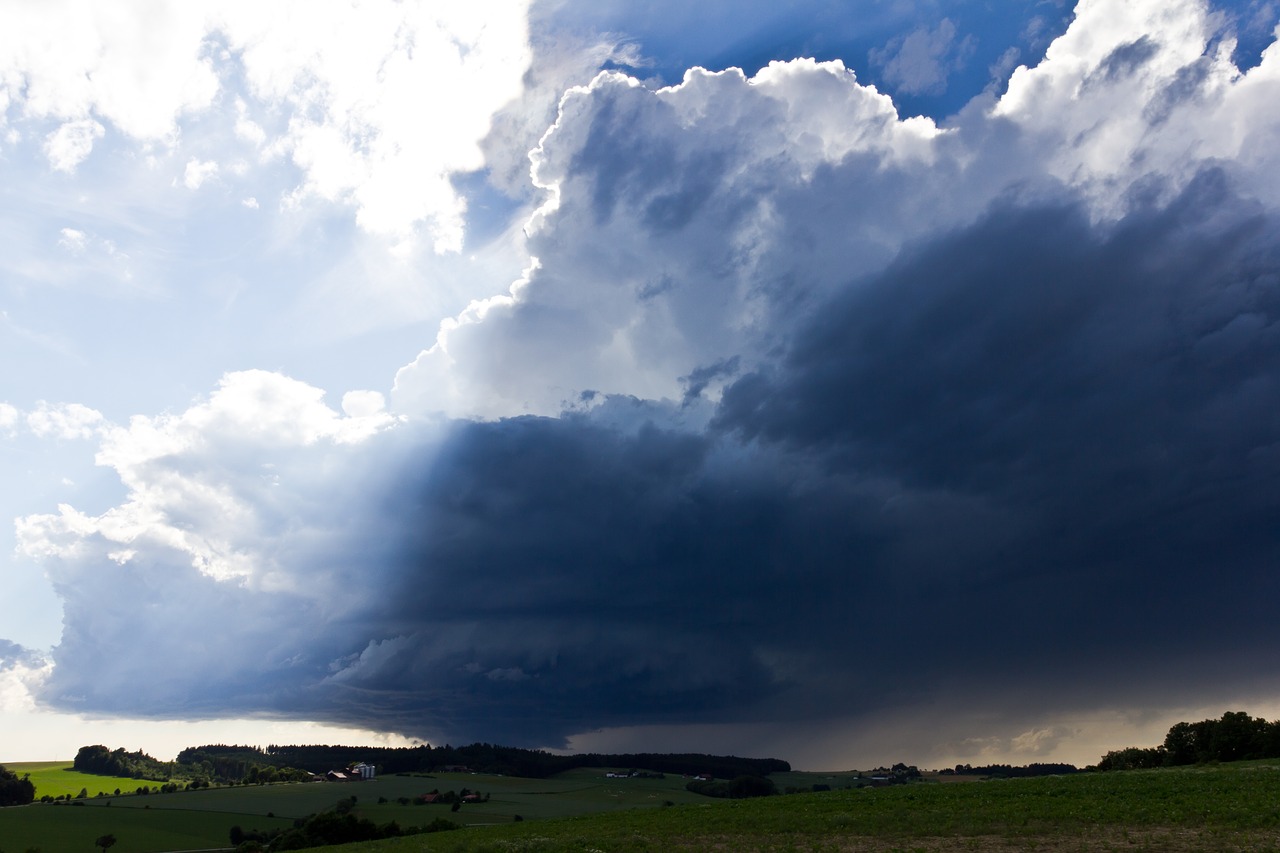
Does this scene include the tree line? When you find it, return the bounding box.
[73,745,173,781]
[939,763,1078,778]
[62,740,789,787]
[1096,711,1280,771]
[175,742,789,780]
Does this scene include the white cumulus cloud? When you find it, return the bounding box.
[183,158,219,189]
[2,1,535,250]
[13,371,439,724]
[0,402,18,435]
[21,371,398,586]
[0,2,216,139]
[56,228,88,253]
[43,119,105,173]
[394,0,1280,420]
[211,0,533,250]
[395,60,947,418]
[26,402,106,440]
[0,652,51,714]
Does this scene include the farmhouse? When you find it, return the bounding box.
[324,764,376,782]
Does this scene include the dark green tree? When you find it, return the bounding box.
[1097,746,1166,771]
[0,765,36,806]
[727,775,777,798]
[1160,712,1274,766]
[94,834,116,853]
[1163,721,1198,765]
[1210,711,1269,761]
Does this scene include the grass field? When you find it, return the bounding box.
[3,762,1280,852]
[330,761,1280,853]
[0,766,707,851]
[0,802,293,853]
[1,761,158,799]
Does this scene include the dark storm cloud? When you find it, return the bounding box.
[715,169,1280,691]
[283,172,1280,744]
[309,414,886,743]
[33,171,1280,749]
[21,4,1280,759]
[681,356,740,405]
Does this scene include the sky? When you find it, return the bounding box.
[2,0,1280,770]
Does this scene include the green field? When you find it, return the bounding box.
[326,762,1280,853]
[1,762,160,799]
[3,762,1280,852]
[0,802,293,853]
[0,767,706,852]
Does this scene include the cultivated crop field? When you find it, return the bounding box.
[2,761,1280,852]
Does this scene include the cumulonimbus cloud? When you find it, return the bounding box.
[12,0,1280,756]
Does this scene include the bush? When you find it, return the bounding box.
[686,775,776,799]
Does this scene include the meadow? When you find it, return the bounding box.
[332,761,1280,853]
[1,762,150,799]
[1,761,1279,852]
[0,766,707,852]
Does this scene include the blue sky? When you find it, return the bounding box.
[3,0,1280,768]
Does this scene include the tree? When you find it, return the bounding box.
[1209,711,1269,762]
[1161,712,1275,766]
[94,834,117,853]
[1163,722,1197,765]
[727,775,777,798]
[0,765,36,807]
[1097,746,1166,771]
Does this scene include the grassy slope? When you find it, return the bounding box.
[0,767,705,852]
[0,804,294,853]
[3,762,1280,852]
[330,762,1280,853]
[1,761,163,799]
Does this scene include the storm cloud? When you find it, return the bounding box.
[10,0,1280,762]
[333,179,1280,742]
[26,177,1280,748]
